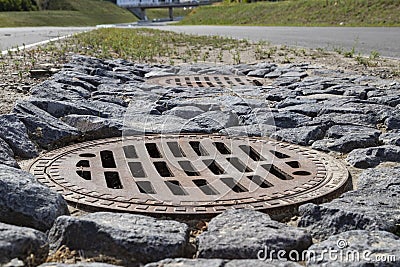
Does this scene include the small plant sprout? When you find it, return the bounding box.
[370,51,380,60]
[344,46,356,58]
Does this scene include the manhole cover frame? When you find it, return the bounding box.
[29,134,350,216]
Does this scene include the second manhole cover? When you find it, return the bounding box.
[147,75,265,87]
[30,134,349,216]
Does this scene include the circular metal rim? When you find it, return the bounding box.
[29,134,350,215]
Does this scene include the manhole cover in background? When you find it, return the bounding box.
[30,135,349,216]
[147,75,265,88]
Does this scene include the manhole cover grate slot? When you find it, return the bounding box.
[30,135,349,215]
[179,161,200,176]
[105,172,123,189]
[100,151,117,168]
[129,162,146,178]
[124,145,138,159]
[154,161,174,177]
[165,180,188,196]
[136,181,156,194]
[145,143,163,158]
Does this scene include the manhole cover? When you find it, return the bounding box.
[147,75,265,88]
[30,135,349,216]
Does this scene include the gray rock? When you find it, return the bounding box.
[30,80,91,101]
[0,222,48,266]
[346,145,400,168]
[311,68,348,77]
[48,212,190,266]
[370,94,400,107]
[289,76,341,92]
[317,103,362,115]
[0,114,38,158]
[271,125,327,146]
[54,76,97,92]
[0,164,69,231]
[276,98,317,109]
[197,209,312,259]
[88,100,127,119]
[96,83,146,96]
[144,259,302,267]
[163,106,204,119]
[0,138,19,168]
[298,188,400,241]
[2,258,25,267]
[14,100,80,149]
[91,95,129,108]
[281,103,323,117]
[385,116,400,130]
[92,68,144,83]
[264,87,302,102]
[319,102,394,122]
[228,104,253,116]
[39,263,121,267]
[68,55,109,70]
[197,66,238,75]
[367,88,392,98]
[291,84,338,95]
[306,231,400,267]
[313,133,380,154]
[62,115,123,139]
[357,166,400,192]
[54,70,120,87]
[272,77,301,87]
[254,62,277,69]
[229,88,266,99]
[343,85,375,99]
[220,124,278,137]
[145,70,176,78]
[184,111,239,133]
[124,114,188,134]
[308,113,378,128]
[280,71,307,79]
[311,138,336,152]
[243,111,311,128]
[264,70,282,78]
[298,94,355,101]
[326,125,381,139]
[379,130,400,146]
[311,138,335,152]
[28,97,104,118]
[213,95,251,107]
[247,68,273,77]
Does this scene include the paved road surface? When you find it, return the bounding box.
[143,25,400,58]
[0,27,93,51]
[1,25,399,58]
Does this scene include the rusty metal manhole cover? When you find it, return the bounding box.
[30,135,349,215]
[147,75,265,88]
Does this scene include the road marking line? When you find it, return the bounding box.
[1,30,91,56]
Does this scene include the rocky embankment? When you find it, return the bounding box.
[0,56,399,266]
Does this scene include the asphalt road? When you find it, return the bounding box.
[1,25,399,58]
[143,25,400,58]
[0,27,93,52]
